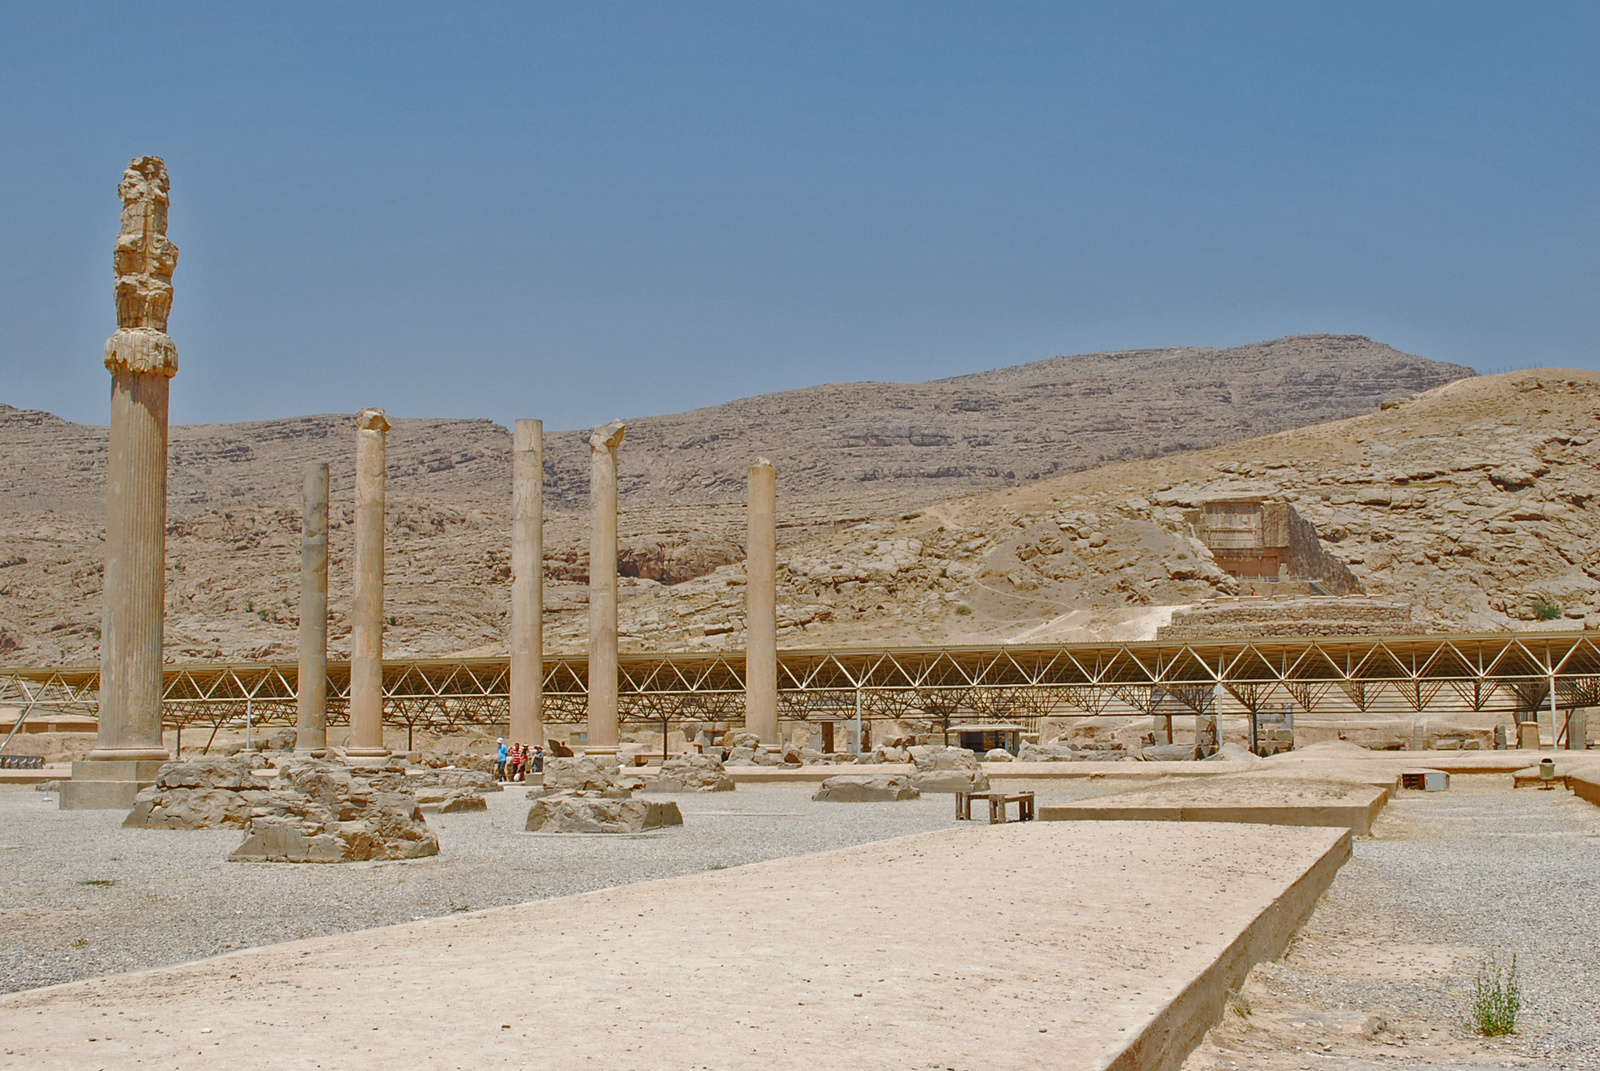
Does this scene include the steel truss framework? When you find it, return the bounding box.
[5,632,1600,740]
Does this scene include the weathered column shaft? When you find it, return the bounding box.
[586,420,625,752]
[509,419,545,746]
[96,371,171,759]
[745,459,778,746]
[296,462,329,752]
[349,408,390,756]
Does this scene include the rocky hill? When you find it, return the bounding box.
[0,335,1473,665]
[617,369,1597,655]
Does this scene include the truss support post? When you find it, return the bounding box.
[744,459,778,747]
[1551,672,1560,751]
[296,461,329,754]
[510,419,545,747]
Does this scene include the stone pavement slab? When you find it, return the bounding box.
[0,821,1349,1071]
[1040,776,1389,835]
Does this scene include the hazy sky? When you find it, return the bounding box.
[1,2,1594,430]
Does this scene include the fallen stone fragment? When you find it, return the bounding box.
[416,786,490,813]
[539,756,639,795]
[642,753,735,793]
[812,774,920,802]
[525,794,684,833]
[414,767,503,793]
[909,769,990,793]
[124,757,271,829]
[1141,743,1198,762]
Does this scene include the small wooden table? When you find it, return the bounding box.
[956,790,1035,824]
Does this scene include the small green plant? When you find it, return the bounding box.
[954,604,973,616]
[1470,953,1520,1036]
[78,879,116,887]
[450,903,471,913]
[71,938,90,948]
[1531,598,1562,621]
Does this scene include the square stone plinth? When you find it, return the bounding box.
[57,759,166,811]
[0,821,1350,1071]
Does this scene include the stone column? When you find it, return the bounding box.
[295,462,329,753]
[64,157,180,810]
[586,420,625,754]
[348,408,390,758]
[745,459,779,747]
[509,419,545,746]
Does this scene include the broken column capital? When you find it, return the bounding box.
[356,407,391,433]
[104,156,179,378]
[589,420,625,452]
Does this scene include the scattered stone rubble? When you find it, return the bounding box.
[122,755,442,862]
[228,758,440,862]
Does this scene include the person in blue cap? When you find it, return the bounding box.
[495,737,509,781]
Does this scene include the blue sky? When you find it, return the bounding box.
[0,2,1594,429]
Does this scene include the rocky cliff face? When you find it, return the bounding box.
[0,335,1475,665]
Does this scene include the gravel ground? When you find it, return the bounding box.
[1186,774,1600,1071]
[0,782,978,993]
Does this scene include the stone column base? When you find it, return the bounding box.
[58,758,167,811]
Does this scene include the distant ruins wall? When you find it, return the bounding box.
[1156,598,1415,641]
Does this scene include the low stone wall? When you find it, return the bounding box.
[1157,598,1414,640]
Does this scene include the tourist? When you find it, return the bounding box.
[532,744,545,773]
[495,738,508,781]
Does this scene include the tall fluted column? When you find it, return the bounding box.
[586,420,625,754]
[94,158,180,764]
[745,459,778,747]
[509,419,545,746]
[349,408,390,757]
[66,156,180,809]
[296,462,329,753]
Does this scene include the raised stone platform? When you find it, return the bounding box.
[0,821,1349,1071]
[1040,775,1388,835]
[1568,765,1600,807]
